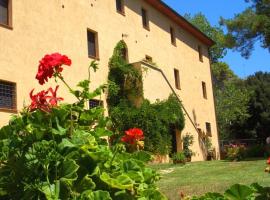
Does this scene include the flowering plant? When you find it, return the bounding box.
[265,157,270,173]
[0,53,166,199]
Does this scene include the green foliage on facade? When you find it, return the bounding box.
[107,41,185,155]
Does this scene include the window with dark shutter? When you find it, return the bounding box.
[116,0,124,14]
[87,29,99,59]
[206,122,212,136]
[141,8,149,30]
[202,81,207,99]
[0,80,16,112]
[174,69,180,90]
[170,26,176,45]
[0,0,9,26]
[198,45,203,62]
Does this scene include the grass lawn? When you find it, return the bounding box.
[150,159,270,200]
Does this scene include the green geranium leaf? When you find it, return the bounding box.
[58,138,76,151]
[52,117,67,136]
[75,175,96,192]
[100,172,134,190]
[131,151,153,162]
[60,159,79,182]
[80,190,112,200]
[224,184,253,200]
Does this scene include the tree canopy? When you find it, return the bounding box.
[221,0,270,58]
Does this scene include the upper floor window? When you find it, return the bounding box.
[121,46,128,61]
[116,0,125,15]
[141,8,149,30]
[170,26,176,46]
[174,69,180,90]
[202,81,207,99]
[206,122,212,136]
[198,45,203,62]
[87,29,99,59]
[0,0,11,27]
[0,80,16,112]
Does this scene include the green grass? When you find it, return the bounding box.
[150,159,270,200]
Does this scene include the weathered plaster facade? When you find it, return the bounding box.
[0,0,220,161]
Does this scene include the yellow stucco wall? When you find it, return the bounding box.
[0,0,220,161]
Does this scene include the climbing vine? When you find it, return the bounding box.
[107,41,185,155]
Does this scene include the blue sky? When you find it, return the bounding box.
[163,0,270,78]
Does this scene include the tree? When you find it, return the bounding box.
[221,0,270,58]
[185,13,227,62]
[242,72,270,140]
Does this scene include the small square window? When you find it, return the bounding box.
[206,122,212,136]
[0,80,16,112]
[145,55,152,62]
[116,0,125,15]
[87,29,99,59]
[198,45,203,62]
[202,81,207,99]
[0,0,12,28]
[170,27,176,46]
[89,99,103,109]
[141,8,149,30]
[174,69,180,90]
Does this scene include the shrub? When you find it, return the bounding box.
[183,134,194,160]
[226,144,246,161]
[0,54,167,200]
[245,144,265,158]
[172,152,186,164]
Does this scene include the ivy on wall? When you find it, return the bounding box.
[107,40,185,155]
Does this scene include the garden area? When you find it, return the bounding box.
[151,159,270,199]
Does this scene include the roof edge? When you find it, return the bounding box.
[144,0,215,47]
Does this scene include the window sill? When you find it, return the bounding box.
[117,10,125,16]
[0,23,13,30]
[171,42,177,47]
[143,25,150,31]
[0,108,18,114]
[88,55,100,61]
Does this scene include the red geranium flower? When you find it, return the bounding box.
[267,157,270,165]
[46,85,64,106]
[36,53,71,85]
[121,128,144,144]
[29,86,63,112]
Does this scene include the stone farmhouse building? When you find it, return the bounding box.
[0,0,220,161]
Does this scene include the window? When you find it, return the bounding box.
[0,0,11,27]
[89,99,103,109]
[170,26,176,46]
[116,0,124,15]
[0,80,16,112]
[206,122,212,136]
[174,69,180,90]
[87,29,99,59]
[141,8,149,30]
[121,46,128,61]
[202,81,207,99]
[145,55,152,62]
[198,45,203,62]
